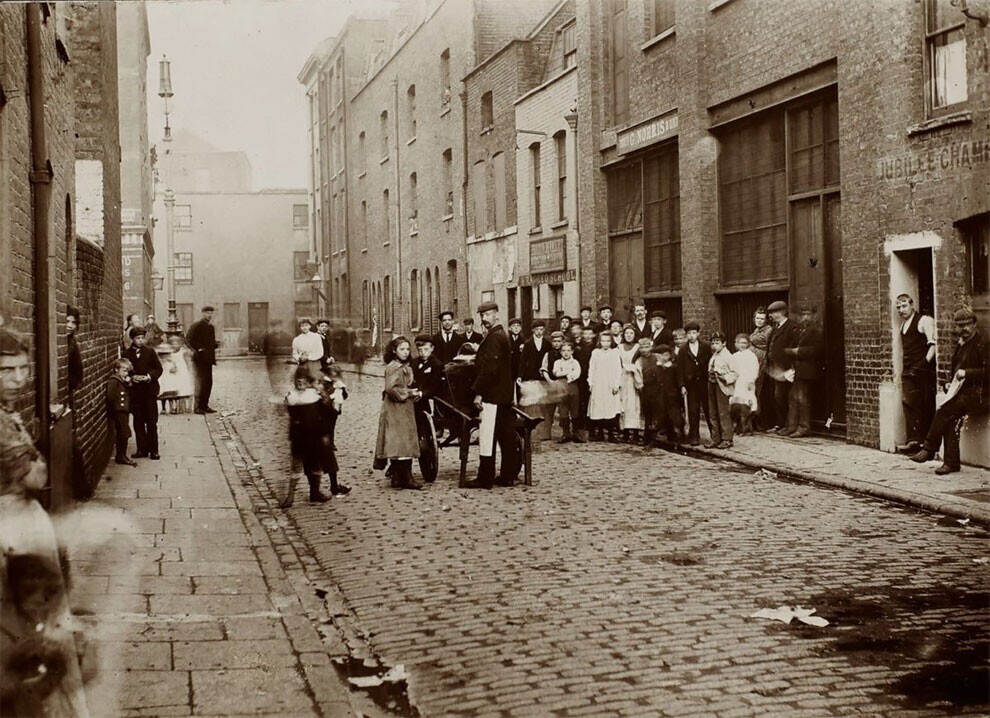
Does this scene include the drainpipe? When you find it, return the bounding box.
[27,3,54,469]
[565,108,580,312]
[392,77,403,334]
[460,89,470,310]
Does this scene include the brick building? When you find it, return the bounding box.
[152,132,309,354]
[117,2,155,322]
[0,3,125,502]
[463,0,574,333]
[573,0,989,462]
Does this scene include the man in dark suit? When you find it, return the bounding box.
[433,310,465,365]
[518,320,549,382]
[676,320,712,446]
[913,307,989,475]
[186,305,218,414]
[630,302,651,341]
[577,305,601,334]
[782,305,822,437]
[508,318,525,381]
[124,327,163,460]
[461,317,483,345]
[648,310,673,350]
[466,301,519,489]
[765,300,801,433]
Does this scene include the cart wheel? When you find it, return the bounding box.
[419,432,438,483]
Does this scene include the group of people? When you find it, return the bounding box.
[106,306,220,467]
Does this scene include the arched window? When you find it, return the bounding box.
[410,269,420,329]
[407,84,417,138]
[362,280,370,328]
[425,269,433,334]
[384,275,392,329]
[447,260,458,319]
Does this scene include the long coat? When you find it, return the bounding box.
[518,337,549,382]
[186,319,217,366]
[588,347,623,419]
[472,324,514,405]
[124,345,163,400]
[375,361,420,459]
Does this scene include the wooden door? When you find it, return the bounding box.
[824,196,846,427]
[520,287,533,335]
[248,302,269,354]
[609,233,644,318]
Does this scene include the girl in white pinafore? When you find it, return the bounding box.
[617,324,644,441]
[587,332,624,442]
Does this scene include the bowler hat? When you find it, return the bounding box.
[953,307,977,324]
[531,319,546,328]
[767,300,788,313]
[477,301,498,314]
[649,310,667,320]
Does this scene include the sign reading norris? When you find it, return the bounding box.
[617,111,678,155]
[530,236,566,274]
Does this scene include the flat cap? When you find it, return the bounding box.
[508,317,522,326]
[414,334,434,345]
[550,330,564,339]
[531,319,546,328]
[67,304,80,321]
[129,327,147,339]
[767,300,788,313]
[580,304,593,312]
[654,343,673,354]
[599,305,613,312]
[477,301,498,314]
[953,307,977,324]
[438,310,455,319]
[683,321,701,332]
[202,305,215,312]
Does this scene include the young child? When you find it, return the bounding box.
[655,344,685,444]
[374,336,424,490]
[320,363,349,450]
[587,331,623,442]
[412,334,444,475]
[106,358,136,466]
[283,366,349,507]
[706,331,737,449]
[729,333,760,435]
[124,327,163,460]
[540,330,567,438]
[551,341,583,443]
[636,338,661,447]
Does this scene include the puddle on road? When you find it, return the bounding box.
[793,585,990,710]
[331,655,420,717]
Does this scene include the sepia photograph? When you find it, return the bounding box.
[0,0,988,715]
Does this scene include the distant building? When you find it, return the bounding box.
[117,2,155,321]
[0,2,125,502]
[152,132,309,355]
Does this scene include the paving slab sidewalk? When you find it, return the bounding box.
[64,412,358,718]
[335,359,990,526]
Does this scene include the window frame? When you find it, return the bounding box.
[380,110,390,161]
[292,204,309,229]
[174,252,194,284]
[530,142,542,228]
[554,131,568,222]
[480,91,494,132]
[175,204,192,231]
[924,0,969,117]
[652,0,676,40]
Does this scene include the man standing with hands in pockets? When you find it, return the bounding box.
[186,305,218,414]
[465,301,520,489]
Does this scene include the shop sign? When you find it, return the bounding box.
[877,138,990,182]
[616,111,678,155]
[517,269,576,287]
[529,236,567,274]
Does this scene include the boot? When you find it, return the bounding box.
[328,472,351,496]
[398,460,423,490]
[643,430,656,449]
[558,420,572,444]
[307,475,330,503]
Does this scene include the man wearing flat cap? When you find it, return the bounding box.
[461,317,484,345]
[765,300,801,433]
[467,301,520,488]
[781,304,822,438]
[186,305,218,414]
[912,307,988,475]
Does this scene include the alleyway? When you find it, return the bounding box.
[213,358,989,717]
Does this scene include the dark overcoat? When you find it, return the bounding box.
[472,324,514,405]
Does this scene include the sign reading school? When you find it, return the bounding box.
[616,111,678,155]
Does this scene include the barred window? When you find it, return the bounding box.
[789,94,839,194]
[606,163,642,234]
[643,148,680,292]
[175,252,193,284]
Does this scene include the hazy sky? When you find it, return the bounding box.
[146,0,369,190]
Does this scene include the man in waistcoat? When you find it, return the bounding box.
[895,294,937,454]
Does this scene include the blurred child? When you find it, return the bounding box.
[106,358,136,466]
[729,333,760,435]
[706,332,737,449]
[587,331,623,442]
[551,341,583,443]
[321,363,349,450]
[655,344,684,444]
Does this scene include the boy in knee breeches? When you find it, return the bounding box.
[551,342,583,443]
[106,359,136,466]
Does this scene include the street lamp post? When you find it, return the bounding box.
[158,55,180,333]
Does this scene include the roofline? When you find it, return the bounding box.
[462,0,569,84]
[514,64,576,106]
[463,38,525,83]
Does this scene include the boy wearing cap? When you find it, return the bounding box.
[557,315,572,335]
[508,317,525,381]
[706,332,736,449]
[518,320,550,438]
[462,317,483,345]
[765,300,800,433]
[677,321,713,445]
[578,306,601,333]
[649,310,673,350]
[186,305,218,413]
[540,330,567,438]
[912,308,988,474]
[124,327,163,460]
[598,306,614,331]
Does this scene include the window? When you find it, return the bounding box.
[293,251,312,282]
[472,161,487,236]
[788,94,839,194]
[380,110,389,160]
[293,204,309,229]
[492,152,507,231]
[384,275,392,328]
[481,91,494,130]
[653,0,675,37]
[407,84,417,138]
[554,131,567,221]
[530,143,542,227]
[443,149,454,216]
[643,148,681,292]
[360,200,368,249]
[607,163,642,233]
[925,0,968,113]
[440,49,451,111]
[961,213,989,297]
[717,112,787,285]
[358,131,367,174]
[383,189,391,243]
[175,252,193,284]
[609,0,629,126]
[175,204,192,230]
[329,126,337,170]
[223,302,241,328]
[425,269,434,333]
[362,280,370,328]
[409,172,418,233]
[563,21,577,69]
[447,260,459,319]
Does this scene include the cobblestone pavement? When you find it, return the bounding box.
[214,359,990,718]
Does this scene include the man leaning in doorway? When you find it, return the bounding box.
[912,307,988,475]
[895,293,937,454]
[186,305,218,414]
[465,301,520,489]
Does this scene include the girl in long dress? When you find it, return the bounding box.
[158,334,194,412]
[617,324,644,442]
[374,337,424,490]
[587,331,623,442]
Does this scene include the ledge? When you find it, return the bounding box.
[383,241,390,247]
[641,27,675,52]
[480,125,494,136]
[907,110,973,137]
[529,226,543,235]
[378,156,389,165]
[409,229,419,237]
[441,213,454,222]
[440,106,451,118]
[550,219,569,230]
[708,0,737,10]
[361,248,368,254]
[357,170,366,179]
[406,136,417,146]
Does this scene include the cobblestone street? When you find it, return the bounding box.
[215,359,989,717]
